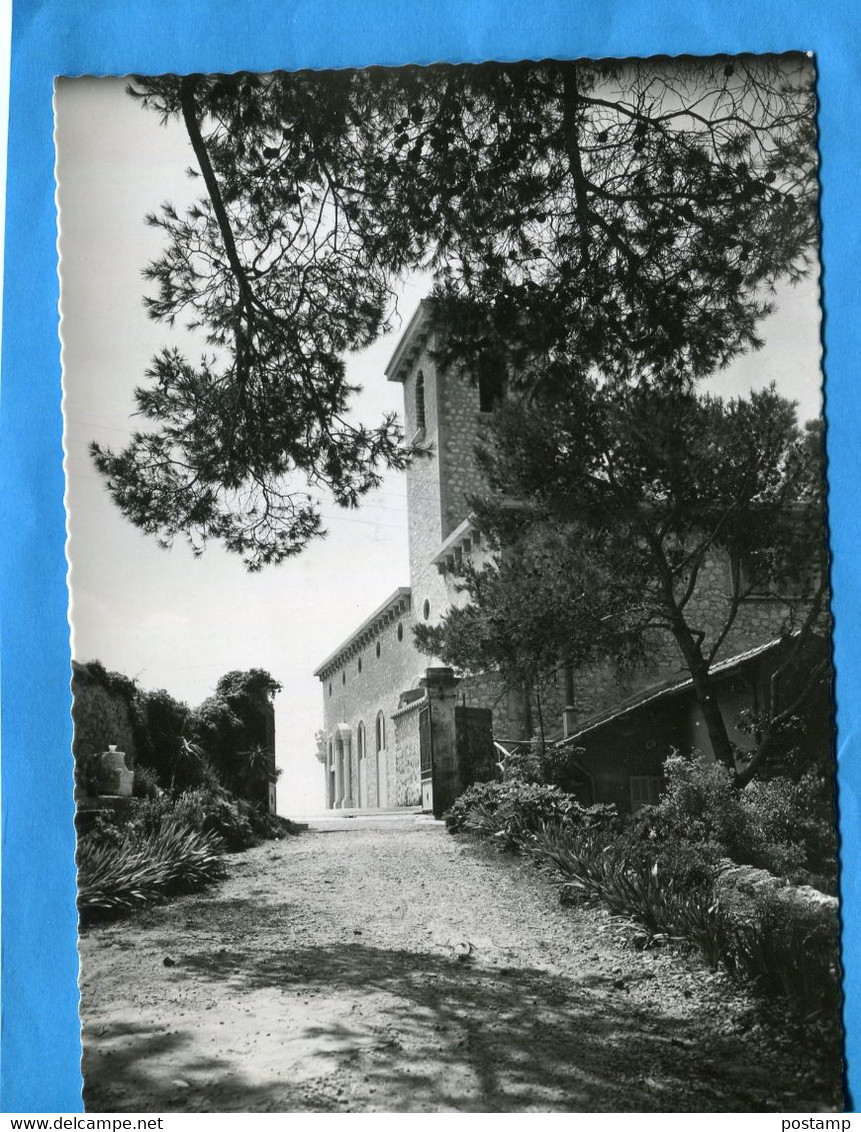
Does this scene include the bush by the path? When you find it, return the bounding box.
[529,821,722,959]
[88,785,300,854]
[77,814,226,920]
[721,887,841,1021]
[78,786,300,922]
[446,780,619,845]
[638,754,815,881]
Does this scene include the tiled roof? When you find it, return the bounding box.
[558,636,787,746]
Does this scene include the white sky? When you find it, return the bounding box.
[55,75,823,816]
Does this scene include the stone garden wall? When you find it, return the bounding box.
[72,661,136,762]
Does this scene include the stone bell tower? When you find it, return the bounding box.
[384,299,498,630]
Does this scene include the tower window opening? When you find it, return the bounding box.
[415,370,426,432]
[478,372,505,413]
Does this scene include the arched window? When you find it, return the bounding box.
[375,710,385,753]
[415,370,426,432]
[423,599,431,620]
[357,722,366,761]
[397,621,404,641]
[376,641,381,658]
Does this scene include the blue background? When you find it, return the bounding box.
[1,0,858,1112]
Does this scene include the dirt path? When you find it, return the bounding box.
[79,814,841,1112]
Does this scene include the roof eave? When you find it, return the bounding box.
[384,299,433,384]
[313,587,412,678]
[558,635,789,746]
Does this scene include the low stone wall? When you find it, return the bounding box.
[715,859,838,925]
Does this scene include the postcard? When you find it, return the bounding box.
[2,1,859,1116]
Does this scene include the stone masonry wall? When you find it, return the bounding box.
[392,697,424,807]
[72,666,137,763]
[457,671,531,742]
[715,859,837,926]
[438,365,493,537]
[319,599,427,808]
[685,553,798,660]
[402,342,452,640]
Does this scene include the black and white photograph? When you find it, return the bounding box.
[57,55,842,1112]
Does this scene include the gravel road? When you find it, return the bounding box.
[79,814,842,1112]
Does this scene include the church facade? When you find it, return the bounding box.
[313,301,811,815]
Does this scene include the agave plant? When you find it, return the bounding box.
[530,821,722,954]
[77,815,226,919]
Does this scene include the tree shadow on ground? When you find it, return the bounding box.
[84,942,839,1113]
[81,1019,341,1112]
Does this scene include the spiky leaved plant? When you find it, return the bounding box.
[77,815,226,920]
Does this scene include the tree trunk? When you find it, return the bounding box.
[521,680,533,736]
[669,616,736,769]
[734,748,766,789]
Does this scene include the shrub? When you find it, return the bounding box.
[74,748,103,798]
[530,821,721,954]
[445,781,510,833]
[84,810,128,850]
[503,733,546,784]
[463,799,528,848]
[541,742,589,794]
[124,791,180,835]
[77,815,226,920]
[84,782,295,855]
[643,752,809,879]
[504,734,595,797]
[785,768,838,888]
[123,786,256,850]
[446,780,619,848]
[248,809,300,840]
[172,787,258,851]
[740,776,810,876]
[132,763,161,799]
[616,809,722,890]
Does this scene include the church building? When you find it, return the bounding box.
[313,300,515,816]
[313,300,815,816]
